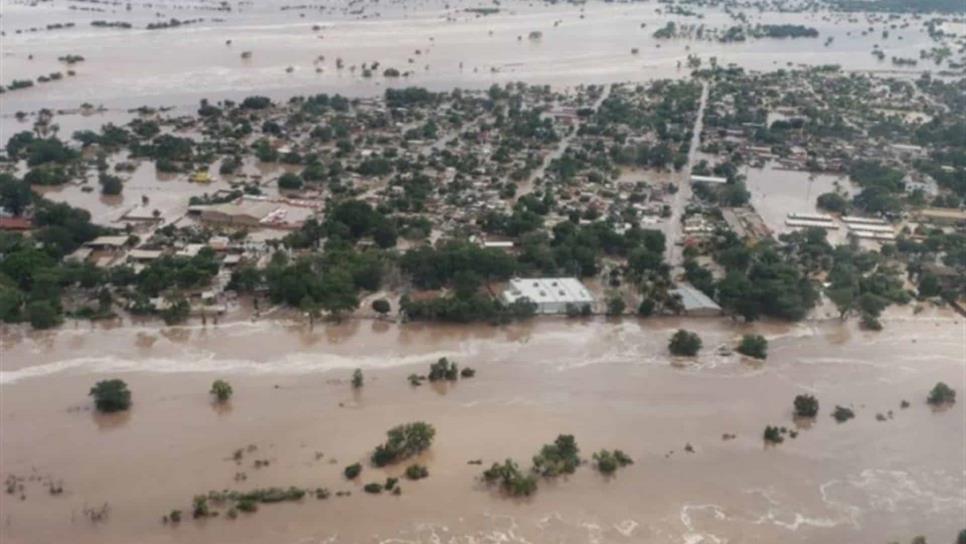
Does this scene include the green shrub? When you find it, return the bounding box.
[210,379,233,402]
[482,459,537,496]
[344,463,362,479]
[428,357,459,381]
[405,464,429,480]
[927,382,956,406]
[668,329,702,356]
[89,379,131,412]
[592,449,633,474]
[793,394,819,418]
[763,425,783,444]
[363,483,383,494]
[532,435,580,477]
[736,334,767,359]
[832,405,855,423]
[371,422,436,466]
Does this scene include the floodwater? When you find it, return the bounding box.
[744,163,854,242]
[0,0,941,122]
[1,311,964,543]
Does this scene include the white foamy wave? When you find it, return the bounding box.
[0,346,474,385]
[680,504,728,544]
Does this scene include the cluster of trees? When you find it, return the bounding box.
[703,230,819,321]
[483,434,630,497]
[591,449,633,474]
[848,160,906,214]
[370,422,436,467]
[0,175,114,328]
[824,242,910,329]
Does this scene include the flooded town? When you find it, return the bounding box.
[0,0,964,542]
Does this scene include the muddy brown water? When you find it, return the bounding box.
[1,311,963,543]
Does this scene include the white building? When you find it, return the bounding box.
[502,277,594,314]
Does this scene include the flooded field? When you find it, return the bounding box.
[744,164,855,242]
[1,312,964,543]
[1,0,940,122]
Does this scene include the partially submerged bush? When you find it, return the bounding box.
[405,464,429,480]
[344,463,362,479]
[210,379,233,402]
[482,459,537,496]
[669,329,702,356]
[428,357,459,381]
[89,379,132,412]
[736,334,768,359]
[927,382,956,406]
[592,449,633,474]
[532,435,580,477]
[794,394,819,418]
[371,422,436,466]
[832,405,855,423]
[763,425,784,444]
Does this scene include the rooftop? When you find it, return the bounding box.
[504,277,594,306]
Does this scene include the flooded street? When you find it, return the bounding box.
[1,312,963,543]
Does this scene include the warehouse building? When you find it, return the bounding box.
[502,277,594,314]
[671,284,722,317]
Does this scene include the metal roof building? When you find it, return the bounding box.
[502,277,594,314]
[671,284,722,317]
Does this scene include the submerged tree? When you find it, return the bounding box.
[371,422,436,466]
[89,379,132,412]
[210,379,233,403]
[927,382,956,406]
[793,394,819,418]
[736,334,767,359]
[668,329,702,356]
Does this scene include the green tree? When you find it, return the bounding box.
[371,422,436,466]
[793,394,819,418]
[89,379,132,412]
[736,334,767,359]
[668,329,702,356]
[351,368,363,388]
[278,172,304,190]
[99,173,123,195]
[927,382,956,406]
[344,463,361,479]
[210,379,233,402]
[27,300,61,329]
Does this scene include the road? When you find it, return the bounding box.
[664,80,709,276]
[514,85,613,203]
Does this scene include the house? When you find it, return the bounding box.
[502,277,594,314]
[0,217,33,231]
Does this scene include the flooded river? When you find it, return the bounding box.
[0,0,940,121]
[1,311,963,543]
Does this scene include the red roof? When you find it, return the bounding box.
[0,217,33,231]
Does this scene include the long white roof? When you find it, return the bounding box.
[504,277,594,305]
